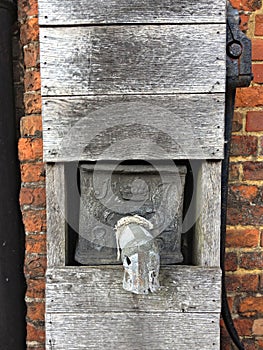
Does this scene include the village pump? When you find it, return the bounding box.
[38,1,252,349]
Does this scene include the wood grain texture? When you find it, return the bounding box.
[46,266,221,313]
[46,164,66,267]
[46,312,220,349]
[193,161,222,267]
[42,94,225,162]
[39,0,226,25]
[40,25,226,96]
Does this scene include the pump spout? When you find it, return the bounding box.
[115,215,160,295]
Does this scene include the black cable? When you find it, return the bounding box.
[220,86,245,350]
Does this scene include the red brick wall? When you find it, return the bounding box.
[15,0,263,349]
[17,0,46,348]
[221,1,263,349]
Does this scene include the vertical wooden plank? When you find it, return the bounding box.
[46,163,66,267]
[193,161,221,267]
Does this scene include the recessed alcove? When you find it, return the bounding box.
[65,160,195,266]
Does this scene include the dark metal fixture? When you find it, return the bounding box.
[221,3,253,349]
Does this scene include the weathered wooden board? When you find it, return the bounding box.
[39,0,226,25]
[193,161,221,267]
[42,94,225,162]
[46,164,67,267]
[46,312,220,350]
[46,266,221,313]
[40,25,226,96]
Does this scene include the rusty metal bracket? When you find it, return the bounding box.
[226,1,253,88]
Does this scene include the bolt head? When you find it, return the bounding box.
[227,41,243,59]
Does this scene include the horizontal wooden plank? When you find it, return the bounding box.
[46,312,220,349]
[39,0,226,25]
[42,94,225,162]
[40,25,226,96]
[46,266,221,313]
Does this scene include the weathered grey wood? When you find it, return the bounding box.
[39,0,226,25]
[193,161,222,267]
[42,94,225,162]
[40,25,226,96]
[46,312,220,349]
[46,266,221,313]
[46,164,66,267]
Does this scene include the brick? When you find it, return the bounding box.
[225,252,238,272]
[31,188,46,206]
[233,111,243,132]
[261,137,263,156]
[22,210,46,232]
[239,296,263,316]
[226,228,259,248]
[253,64,263,84]
[240,14,250,32]
[25,234,46,254]
[243,162,263,181]
[26,322,45,343]
[26,278,45,299]
[24,70,41,92]
[20,115,42,137]
[240,252,263,270]
[230,0,262,11]
[20,18,39,46]
[24,43,39,68]
[220,334,232,350]
[225,274,259,292]
[258,338,263,348]
[24,93,42,114]
[234,318,253,336]
[236,87,263,107]
[20,187,46,206]
[255,15,263,36]
[229,163,241,182]
[253,39,263,61]
[20,163,45,182]
[231,135,258,156]
[20,187,33,205]
[18,138,43,161]
[243,338,259,350]
[253,319,263,335]
[18,0,38,21]
[227,205,263,225]
[229,184,259,203]
[220,320,233,350]
[27,302,45,322]
[247,111,263,132]
[24,256,47,279]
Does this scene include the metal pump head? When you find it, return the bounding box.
[115,215,160,295]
